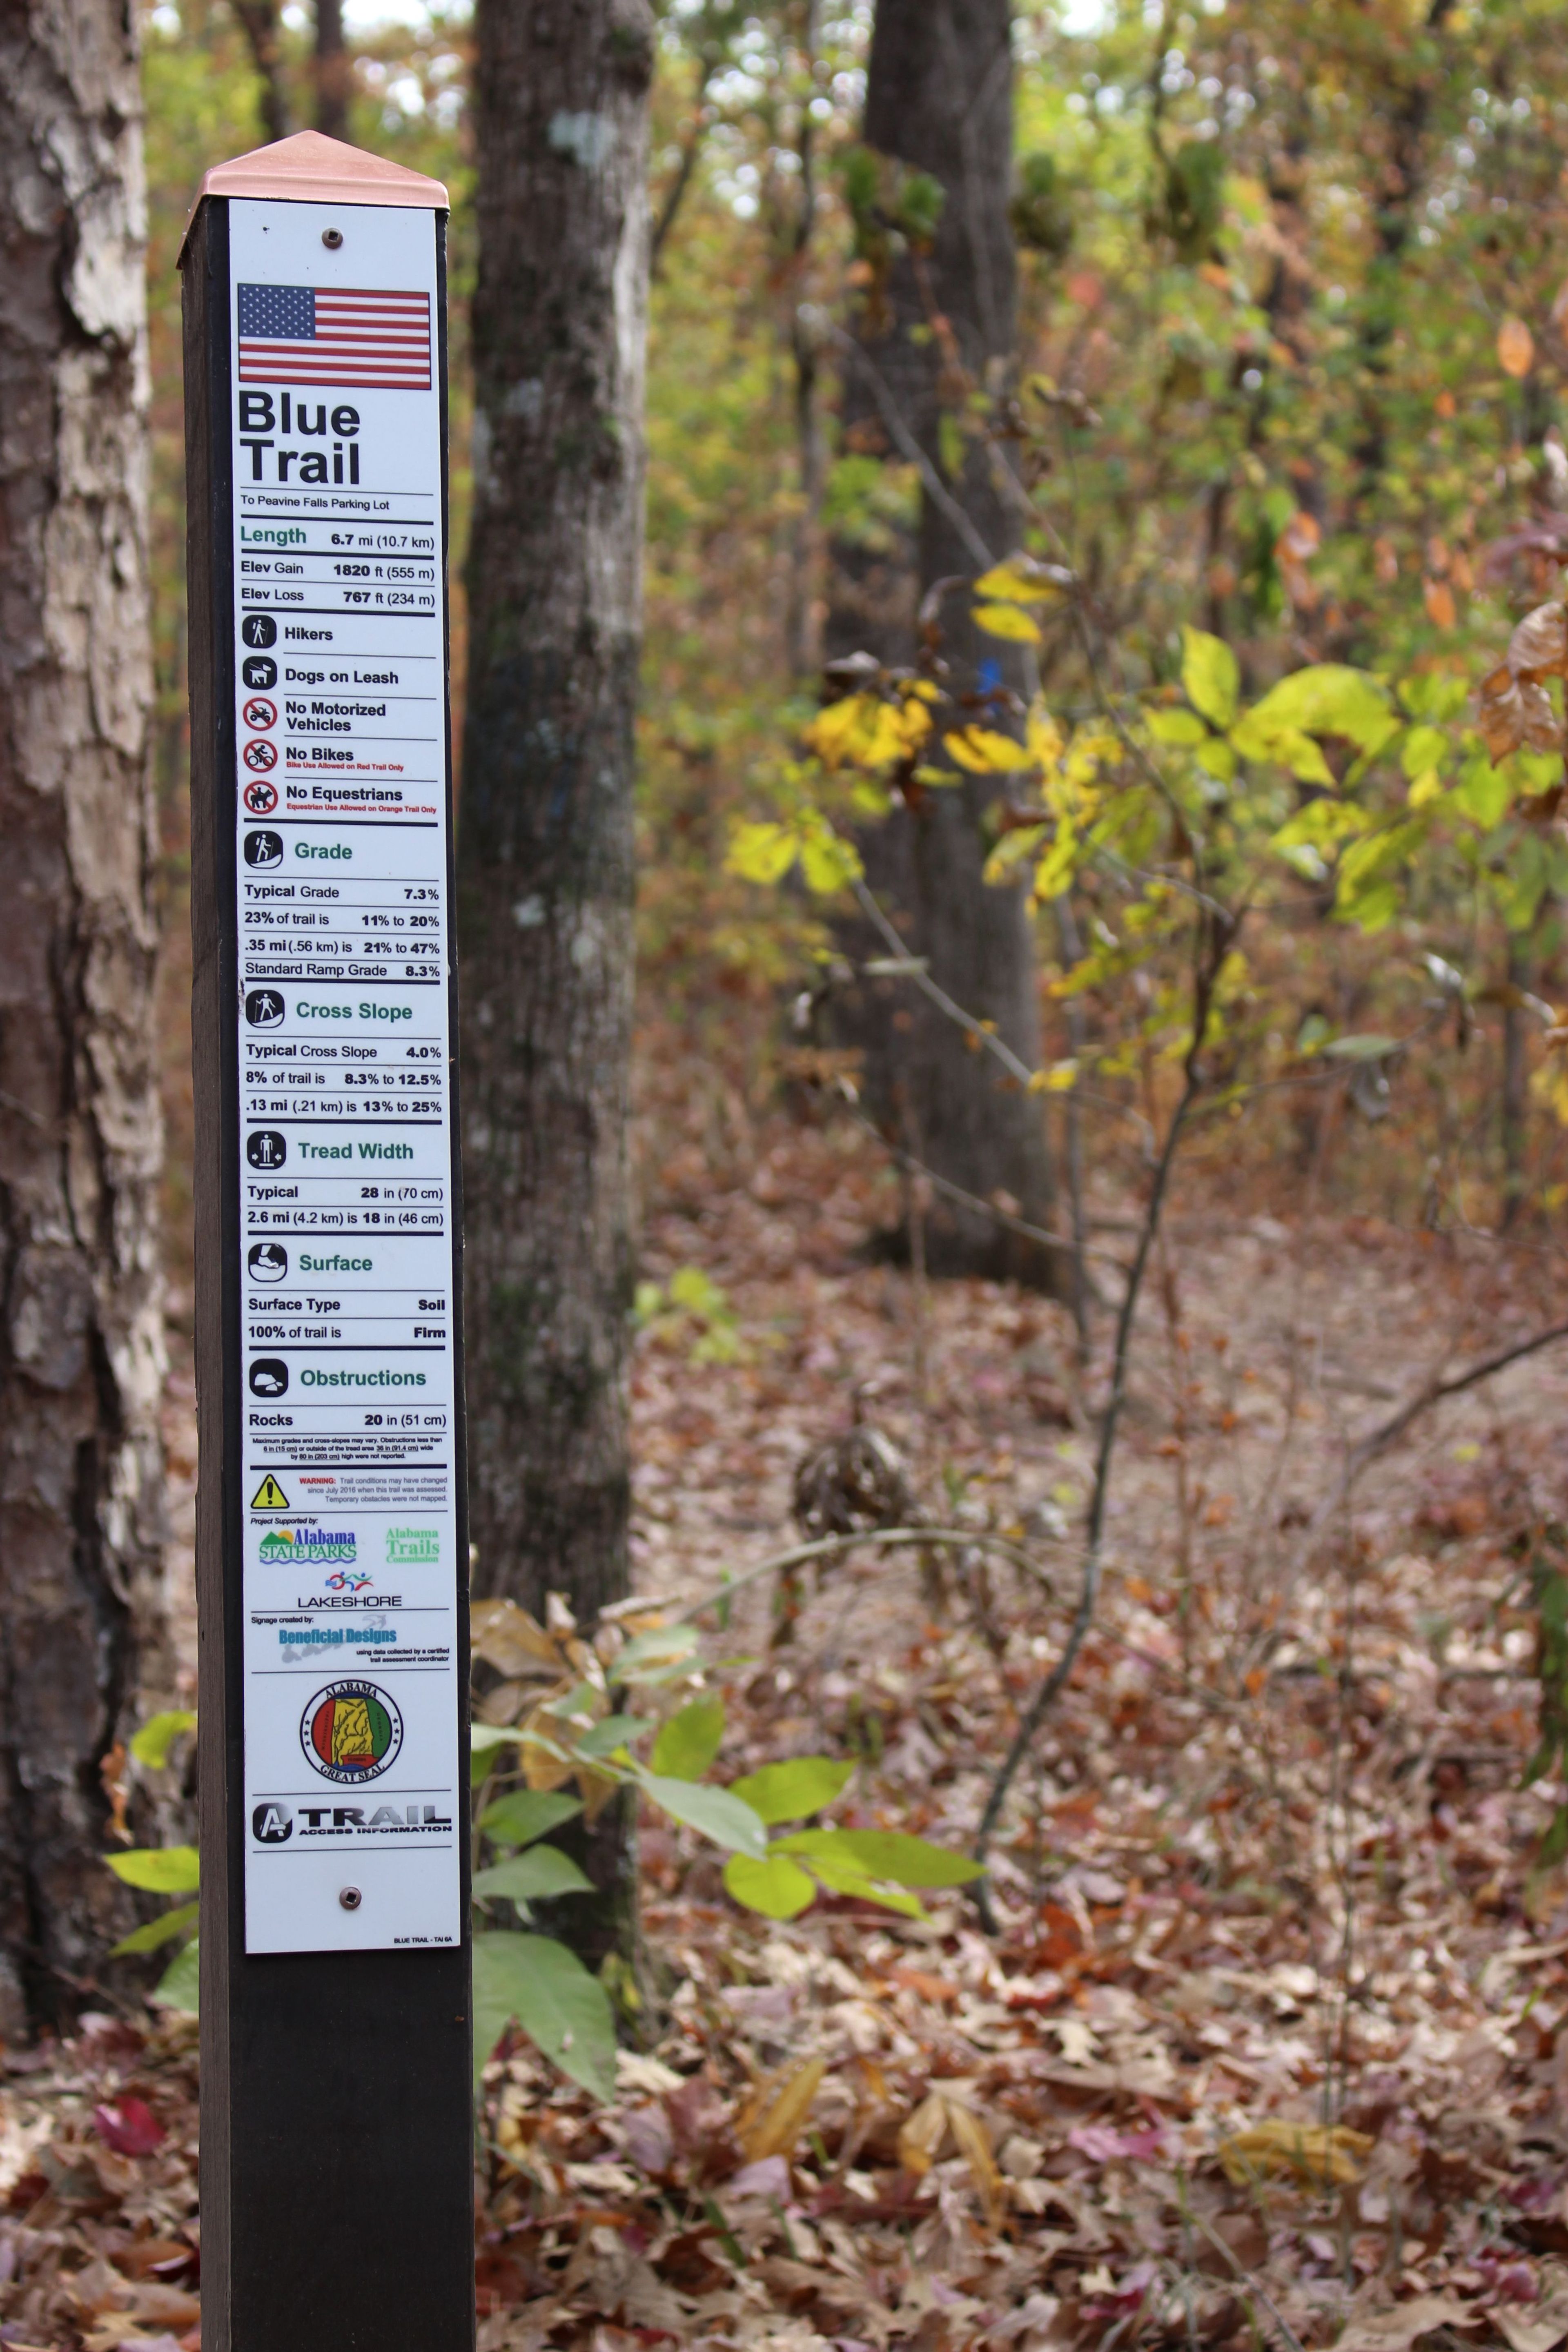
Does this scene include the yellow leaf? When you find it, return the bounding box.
[1407,770,1444,808]
[471,1598,565,1677]
[971,556,1067,604]
[736,2057,827,2162]
[1218,2120,1373,2189]
[983,825,1047,884]
[973,602,1043,644]
[1025,704,1066,768]
[944,2099,1006,2229]
[726,821,799,885]
[1043,1058,1079,1090]
[1499,315,1536,377]
[897,2090,950,2176]
[946,724,1031,774]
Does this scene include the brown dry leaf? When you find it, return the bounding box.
[1479,665,1529,762]
[1335,2297,1479,2352]
[1509,601,1568,679]
[1499,316,1537,377]
[1218,2118,1374,2187]
[1423,578,1457,630]
[944,2098,1006,2228]
[1495,2263,1568,2352]
[898,2089,951,2176]
[471,1597,567,1677]
[1521,679,1565,752]
[736,2056,827,2163]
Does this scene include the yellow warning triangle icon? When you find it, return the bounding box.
[250,1474,290,1512]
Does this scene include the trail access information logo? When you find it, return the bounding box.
[259,1525,356,1565]
[301,1680,403,1784]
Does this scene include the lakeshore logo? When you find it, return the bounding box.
[386,1526,440,1565]
[325,1565,373,1591]
[301,1679,403,1784]
[259,1525,356,1565]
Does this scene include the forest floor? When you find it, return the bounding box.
[4,1027,1568,2352]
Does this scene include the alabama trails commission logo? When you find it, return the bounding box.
[300,1679,403,1785]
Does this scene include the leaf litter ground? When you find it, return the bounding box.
[5,1045,1568,2352]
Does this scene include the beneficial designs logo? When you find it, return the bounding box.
[301,1680,402,1784]
[259,1526,356,1564]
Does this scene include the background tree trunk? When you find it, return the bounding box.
[826,0,1063,1290]
[459,0,653,1969]
[314,0,349,141]
[0,0,168,2030]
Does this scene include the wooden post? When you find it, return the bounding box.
[181,131,474,2352]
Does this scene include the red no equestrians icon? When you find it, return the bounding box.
[243,697,278,731]
[243,779,279,815]
[243,737,278,773]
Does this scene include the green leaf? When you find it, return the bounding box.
[1322,1033,1400,1061]
[795,1851,925,1916]
[729,1757,855,1826]
[650,1697,725,1782]
[110,1901,199,1958]
[479,1788,584,1852]
[470,1722,521,1785]
[472,1930,617,2100]
[637,1772,768,1858]
[973,601,1043,644]
[130,1711,197,1769]
[774,1828,984,1887]
[151,1937,200,2014]
[106,1846,200,1893]
[722,1852,818,1919]
[1401,724,1449,780]
[1271,799,1369,853]
[1228,710,1337,785]
[1453,751,1513,830]
[1241,665,1397,757]
[572,1713,652,1760]
[610,1623,701,1683]
[1145,708,1209,747]
[1180,626,1240,729]
[472,1846,593,1904]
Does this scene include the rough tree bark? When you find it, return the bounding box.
[230,0,292,146]
[459,0,653,1967]
[0,0,168,2029]
[826,0,1062,1289]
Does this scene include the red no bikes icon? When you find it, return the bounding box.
[243,697,277,731]
[243,737,278,773]
[243,778,279,816]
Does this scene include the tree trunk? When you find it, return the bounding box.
[1502,931,1530,1231]
[231,0,292,146]
[314,0,349,142]
[826,0,1062,1290]
[459,0,653,1969]
[0,0,168,2031]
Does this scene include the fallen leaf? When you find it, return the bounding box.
[1500,316,1537,377]
[1335,2296,1480,2352]
[735,2056,826,2163]
[1218,2118,1373,2187]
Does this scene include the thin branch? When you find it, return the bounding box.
[836,1088,1121,1272]
[972,1067,1200,1909]
[853,878,1036,1088]
[666,1526,1057,1630]
[650,59,715,278]
[1339,1316,1568,1495]
[828,326,996,572]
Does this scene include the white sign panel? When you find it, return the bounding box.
[228,197,460,1954]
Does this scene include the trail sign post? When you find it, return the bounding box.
[182,131,474,2352]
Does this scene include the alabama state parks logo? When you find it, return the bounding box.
[301,1679,403,1784]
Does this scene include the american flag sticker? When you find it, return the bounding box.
[236,283,432,391]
